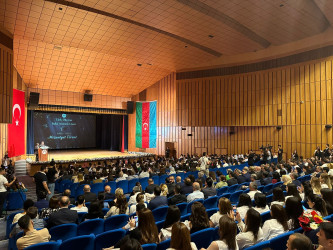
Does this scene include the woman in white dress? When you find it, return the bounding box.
[262,204,289,241]
[209,197,233,227]
[167,222,197,250]
[253,193,270,214]
[270,187,285,207]
[236,193,252,219]
[285,196,303,230]
[160,205,181,241]
[202,215,238,250]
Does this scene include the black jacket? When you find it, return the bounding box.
[47,208,78,229]
[168,194,187,205]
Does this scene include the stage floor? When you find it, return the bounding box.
[47,149,138,162]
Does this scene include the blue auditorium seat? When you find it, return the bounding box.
[91,183,104,194]
[59,234,95,250]
[116,180,129,193]
[142,243,157,250]
[6,192,26,210]
[203,196,218,209]
[104,214,129,231]
[156,220,164,232]
[270,231,293,250]
[157,239,171,250]
[175,202,188,216]
[260,211,271,224]
[24,240,61,250]
[77,218,104,236]
[191,228,215,249]
[139,177,149,190]
[206,208,218,218]
[94,229,126,250]
[217,186,228,196]
[6,211,22,239]
[229,190,243,205]
[128,178,139,193]
[49,223,77,241]
[152,206,169,222]
[245,240,270,250]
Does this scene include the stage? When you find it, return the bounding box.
[27,149,154,176]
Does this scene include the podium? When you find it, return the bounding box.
[38,147,49,162]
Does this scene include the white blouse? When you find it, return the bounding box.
[262,219,287,241]
[236,206,249,219]
[210,240,239,250]
[254,206,270,214]
[167,242,197,250]
[236,221,263,249]
[270,201,284,207]
[160,226,172,241]
[210,212,224,227]
[104,206,129,218]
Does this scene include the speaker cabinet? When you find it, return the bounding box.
[127,101,134,114]
[84,94,93,102]
[29,92,40,106]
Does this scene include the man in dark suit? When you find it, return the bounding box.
[104,185,115,200]
[176,176,184,188]
[242,168,251,183]
[83,185,97,203]
[47,196,78,229]
[290,173,302,187]
[166,176,176,197]
[169,184,187,205]
[145,178,158,194]
[180,178,193,195]
[227,175,238,186]
[202,177,217,199]
[63,189,75,205]
[148,186,168,211]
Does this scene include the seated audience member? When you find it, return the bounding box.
[129,186,144,205]
[282,175,293,191]
[321,188,333,215]
[148,186,168,211]
[285,197,304,230]
[307,193,328,217]
[105,195,129,218]
[119,238,142,250]
[139,167,149,178]
[108,188,124,207]
[215,175,227,189]
[235,208,263,249]
[187,182,204,203]
[16,215,50,250]
[227,173,238,186]
[85,201,104,220]
[202,177,217,199]
[104,185,115,200]
[262,204,289,241]
[236,193,252,219]
[40,196,59,219]
[270,187,285,207]
[287,233,313,250]
[181,178,194,195]
[261,172,272,186]
[70,195,88,212]
[311,177,322,195]
[123,203,146,230]
[83,185,97,203]
[166,175,176,197]
[129,193,147,214]
[13,199,34,224]
[247,182,261,200]
[175,176,184,188]
[251,174,262,187]
[168,184,187,205]
[202,215,238,250]
[210,197,233,227]
[136,208,159,244]
[46,196,78,228]
[285,183,302,201]
[290,173,302,187]
[160,205,181,241]
[145,178,158,194]
[253,193,270,214]
[116,171,127,182]
[317,222,333,250]
[320,173,332,189]
[185,202,210,234]
[168,222,198,250]
[63,189,75,204]
[160,183,169,197]
[93,173,103,184]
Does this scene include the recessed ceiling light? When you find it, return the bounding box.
[208,34,214,38]
[147,63,152,66]
[54,45,62,50]
[137,64,142,66]
[184,45,188,48]
[279,4,284,7]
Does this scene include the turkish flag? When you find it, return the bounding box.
[8,89,25,157]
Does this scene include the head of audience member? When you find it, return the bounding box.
[49,196,59,209]
[189,202,209,229]
[287,233,313,250]
[120,238,142,250]
[307,193,328,217]
[320,173,332,189]
[59,196,70,208]
[290,172,298,181]
[118,171,124,178]
[285,197,303,230]
[286,183,301,200]
[311,177,322,193]
[116,195,128,214]
[133,186,141,195]
[184,178,192,187]
[209,171,217,181]
[270,204,288,231]
[249,182,258,191]
[104,185,111,194]
[250,174,257,183]
[163,205,180,229]
[170,222,192,250]
[148,178,154,185]
[282,175,292,185]
[18,215,33,232]
[188,175,195,184]
[176,176,181,183]
[160,184,168,196]
[169,176,175,184]
[272,187,285,202]
[218,215,237,250]
[218,197,233,215]
[26,206,38,220]
[154,186,161,197]
[23,199,34,212]
[254,193,267,209]
[192,182,200,192]
[135,203,146,215]
[219,175,226,182]
[321,188,333,214]
[244,208,261,242]
[76,195,85,206]
[137,208,159,244]
[237,193,252,208]
[205,177,213,188]
[87,201,104,219]
[174,184,181,195]
[135,193,145,205]
[115,188,124,200]
[83,185,91,193]
[317,222,333,249]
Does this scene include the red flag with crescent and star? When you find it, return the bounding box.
[8,89,25,157]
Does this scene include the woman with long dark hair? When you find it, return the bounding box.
[160,205,181,241]
[307,193,328,217]
[253,193,269,214]
[235,208,263,249]
[271,187,285,206]
[210,198,233,227]
[285,196,303,230]
[168,222,197,250]
[85,201,104,220]
[202,215,238,250]
[236,194,252,219]
[262,204,289,240]
[285,183,301,201]
[137,208,159,244]
[104,194,129,218]
[321,188,333,215]
[187,202,210,233]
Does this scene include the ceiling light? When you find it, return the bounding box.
[208,34,214,38]
[184,45,188,48]
[147,63,152,66]
[279,4,284,7]
[59,7,63,10]
[53,45,62,50]
[137,64,142,66]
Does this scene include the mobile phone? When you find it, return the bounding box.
[233,206,237,215]
[134,216,138,226]
[19,182,22,185]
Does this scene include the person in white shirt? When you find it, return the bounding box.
[202,215,239,250]
[262,204,289,241]
[70,195,88,213]
[270,187,285,207]
[253,193,270,214]
[247,182,261,200]
[234,208,263,249]
[160,205,180,241]
[139,167,149,178]
[167,222,197,250]
[209,197,233,227]
[116,171,126,182]
[0,167,16,218]
[236,193,252,219]
[187,182,204,203]
[199,152,209,176]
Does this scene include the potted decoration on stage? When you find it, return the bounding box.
[298,210,324,232]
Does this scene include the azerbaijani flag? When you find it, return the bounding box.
[136,101,157,148]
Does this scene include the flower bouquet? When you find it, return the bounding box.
[298,210,324,232]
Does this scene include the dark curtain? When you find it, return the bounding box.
[124,115,128,150]
[26,110,34,154]
[96,114,123,151]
